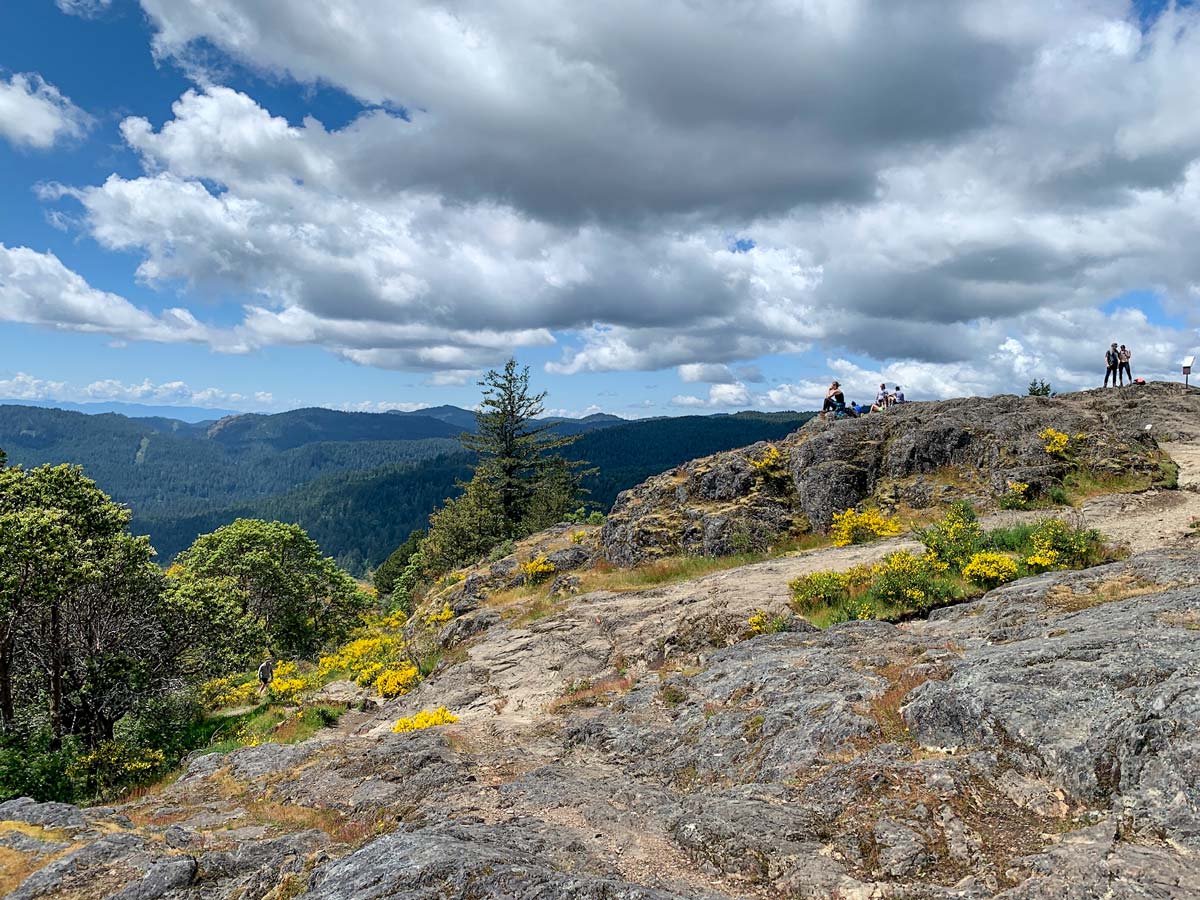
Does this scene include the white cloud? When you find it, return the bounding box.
[0,243,228,345]
[0,73,90,149]
[0,371,272,409]
[28,1,1200,391]
[56,0,113,17]
[671,382,752,409]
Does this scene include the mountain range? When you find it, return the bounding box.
[0,402,812,573]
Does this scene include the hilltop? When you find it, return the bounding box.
[3,383,1200,899]
[0,404,811,572]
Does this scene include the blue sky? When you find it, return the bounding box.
[1,0,1198,417]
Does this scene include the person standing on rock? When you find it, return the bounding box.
[257,656,275,695]
[1104,343,1121,387]
[1118,344,1132,386]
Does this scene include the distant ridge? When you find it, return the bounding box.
[0,398,239,423]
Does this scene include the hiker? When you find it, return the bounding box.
[875,383,891,408]
[1118,345,1132,386]
[892,385,906,404]
[1104,343,1120,387]
[257,657,275,694]
[821,381,845,416]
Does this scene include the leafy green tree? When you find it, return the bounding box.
[421,473,509,574]
[1027,379,1053,397]
[173,519,369,658]
[0,463,167,745]
[373,529,425,597]
[459,359,587,536]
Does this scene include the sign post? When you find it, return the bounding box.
[1184,356,1195,388]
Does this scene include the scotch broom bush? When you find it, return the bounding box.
[962,552,1019,590]
[392,707,459,733]
[830,508,902,546]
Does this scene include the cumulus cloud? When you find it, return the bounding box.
[0,243,225,345]
[671,382,753,409]
[0,372,69,401]
[30,1,1200,391]
[0,73,91,149]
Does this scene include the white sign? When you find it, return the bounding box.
[1184,355,1196,369]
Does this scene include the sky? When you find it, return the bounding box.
[1,0,1198,417]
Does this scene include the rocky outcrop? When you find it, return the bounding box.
[602,383,1197,567]
[5,547,1199,900]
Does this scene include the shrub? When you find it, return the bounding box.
[915,501,981,571]
[747,609,790,635]
[998,481,1031,510]
[570,530,589,545]
[392,707,459,733]
[521,555,556,583]
[830,508,902,547]
[1040,428,1070,458]
[67,740,167,801]
[586,511,606,526]
[198,676,259,711]
[422,603,455,628]
[319,635,401,683]
[268,661,311,703]
[488,539,516,562]
[962,552,1019,589]
[1025,518,1099,572]
[375,665,420,698]
[827,595,878,624]
[789,570,850,611]
[868,551,956,612]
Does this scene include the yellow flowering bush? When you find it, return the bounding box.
[319,635,401,684]
[751,445,782,471]
[1025,518,1097,573]
[375,665,420,698]
[830,508,902,546]
[423,603,455,627]
[999,481,1030,511]
[571,530,589,545]
[198,676,259,711]
[915,501,981,571]
[68,741,167,798]
[521,556,556,583]
[747,609,790,635]
[379,610,408,630]
[869,551,955,611]
[789,570,850,611]
[268,661,311,702]
[1041,428,1070,458]
[962,552,1019,589]
[391,706,459,733]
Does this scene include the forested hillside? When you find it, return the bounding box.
[0,404,812,572]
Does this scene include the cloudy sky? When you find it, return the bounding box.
[1,0,1198,416]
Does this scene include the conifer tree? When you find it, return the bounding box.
[459,359,585,536]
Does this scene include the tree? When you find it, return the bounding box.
[1027,379,1053,397]
[173,519,369,658]
[459,359,587,536]
[0,463,168,745]
[373,529,426,597]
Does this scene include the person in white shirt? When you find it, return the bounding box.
[892,385,906,404]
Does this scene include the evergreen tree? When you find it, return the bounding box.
[459,359,586,535]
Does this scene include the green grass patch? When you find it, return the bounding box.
[201,703,343,755]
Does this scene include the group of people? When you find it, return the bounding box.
[1103,343,1135,387]
[820,381,906,418]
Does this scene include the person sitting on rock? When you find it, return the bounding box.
[821,381,845,416]
[892,385,906,404]
[875,383,890,408]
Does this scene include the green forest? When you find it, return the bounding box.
[0,404,812,573]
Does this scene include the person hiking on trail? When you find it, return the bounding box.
[821,381,845,415]
[1104,343,1121,387]
[1118,344,1132,386]
[257,657,275,694]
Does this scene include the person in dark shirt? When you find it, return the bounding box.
[1104,343,1120,387]
[821,381,845,416]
